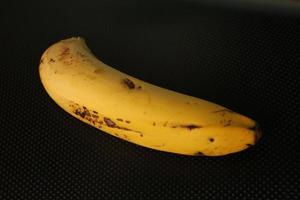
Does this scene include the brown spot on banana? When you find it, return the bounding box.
[59,47,70,60]
[71,103,143,135]
[74,109,86,118]
[103,117,142,135]
[73,106,102,126]
[94,69,102,74]
[103,117,116,127]
[123,78,135,89]
[171,124,202,130]
[92,114,98,118]
[181,124,201,130]
[212,109,234,117]
[122,78,143,90]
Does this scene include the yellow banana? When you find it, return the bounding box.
[39,37,261,156]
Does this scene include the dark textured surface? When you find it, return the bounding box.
[1,0,300,199]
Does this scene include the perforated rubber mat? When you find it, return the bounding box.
[1,0,300,199]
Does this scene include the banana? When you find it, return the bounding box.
[39,37,261,156]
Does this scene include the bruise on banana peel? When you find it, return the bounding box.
[123,78,142,90]
[171,124,202,130]
[123,78,135,89]
[70,104,103,128]
[70,102,259,156]
[222,120,232,127]
[59,47,70,60]
[69,104,223,153]
[49,58,55,63]
[47,46,88,67]
[70,103,143,137]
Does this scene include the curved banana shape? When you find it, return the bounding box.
[39,37,261,156]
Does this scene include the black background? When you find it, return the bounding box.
[1,0,300,199]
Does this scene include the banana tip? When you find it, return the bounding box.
[254,123,262,144]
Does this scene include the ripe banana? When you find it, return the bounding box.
[39,37,261,156]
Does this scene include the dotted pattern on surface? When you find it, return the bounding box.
[1,1,300,199]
